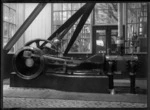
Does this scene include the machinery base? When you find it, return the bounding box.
[10,72,109,93]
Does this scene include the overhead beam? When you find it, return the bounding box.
[63,3,95,55]
[4,3,47,52]
[58,21,76,40]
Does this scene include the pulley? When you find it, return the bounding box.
[12,46,44,80]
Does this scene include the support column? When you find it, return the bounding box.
[107,61,115,95]
[130,72,136,93]
[116,3,124,55]
[128,61,137,94]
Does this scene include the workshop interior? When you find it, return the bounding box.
[2,2,149,108]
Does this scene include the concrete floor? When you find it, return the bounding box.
[3,78,147,108]
[3,97,147,108]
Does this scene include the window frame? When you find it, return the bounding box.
[125,3,148,54]
[3,3,17,53]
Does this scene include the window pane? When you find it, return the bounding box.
[126,3,147,54]
[128,3,137,8]
[10,9,16,24]
[70,38,91,53]
[3,22,9,38]
[63,3,71,10]
[67,11,71,19]
[53,3,62,11]
[72,10,76,15]
[3,5,9,22]
[9,3,16,9]
[86,15,91,24]
[111,29,118,53]
[3,37,8,47]
[96,3,108,10]
[3,3,16,53]
[95,9,108,24]
[72,3,81,10]
[108,10,118,24]
[53,12,62,24]
[96,30,106,53]
[95,3,118,25]
[63,11,67,22]
[111,29,118,36]
[9,24,16,38]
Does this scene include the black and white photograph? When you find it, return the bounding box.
[1,2,150,109]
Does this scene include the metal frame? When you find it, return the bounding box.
[63,3,95,55]
[41,3,95,47]
[39,3,88,47]
[3,3,96,55]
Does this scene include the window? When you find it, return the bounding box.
[126,3,147,54]
[94,3,118,25]
[52,3,92,54]
[3,3,16,53]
